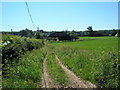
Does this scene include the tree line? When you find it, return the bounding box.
[2,26,120,38]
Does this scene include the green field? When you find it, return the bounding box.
[48,36,119,88]
[1,35,119,88]
[51,36,118,51]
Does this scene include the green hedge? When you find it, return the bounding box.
[2,48,46,88]
[2,34,44,64]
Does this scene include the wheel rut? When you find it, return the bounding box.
[41,53,96,88]
[55,55,96,88]
[41,54,60,88]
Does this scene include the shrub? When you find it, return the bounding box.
[2,34,44,64]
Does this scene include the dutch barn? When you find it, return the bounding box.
[48,32,77,41]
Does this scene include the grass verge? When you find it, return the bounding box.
[2,48,46,88]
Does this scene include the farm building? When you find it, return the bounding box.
[48,32,78,41]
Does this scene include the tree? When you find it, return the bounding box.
[67,30,79,40]
[86,26,93,36]
[112,29,117,36]
[117,29,120,37]
[35,32,43,39]
[19,28,34,38]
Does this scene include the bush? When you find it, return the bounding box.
[2,49,46,88]
[2,34,44,65]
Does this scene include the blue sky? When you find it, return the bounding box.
[1,2,118,31]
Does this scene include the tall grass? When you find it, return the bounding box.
[46,45,69,87]
[50,37,119,88]
[2,34,45,88]
[2,48,46,88]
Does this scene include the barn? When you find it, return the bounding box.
[48,32,77,41]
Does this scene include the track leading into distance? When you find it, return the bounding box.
[41,53,96,88]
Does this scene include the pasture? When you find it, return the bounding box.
[1,35,119,88]
[49,36,119,88]
[51,36,118,51]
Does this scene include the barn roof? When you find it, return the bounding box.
[49,32,69,37]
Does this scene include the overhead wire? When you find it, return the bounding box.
[1,2,36,31]
[25,1,36,30]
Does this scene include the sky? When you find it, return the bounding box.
[1,2,118,32]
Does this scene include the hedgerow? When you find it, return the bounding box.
[2,34,44,64]
[2,34,45,88]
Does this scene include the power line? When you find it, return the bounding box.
[25,1,36,30]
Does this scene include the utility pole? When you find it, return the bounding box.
[37,27,39,32]
[11,29,13,34]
